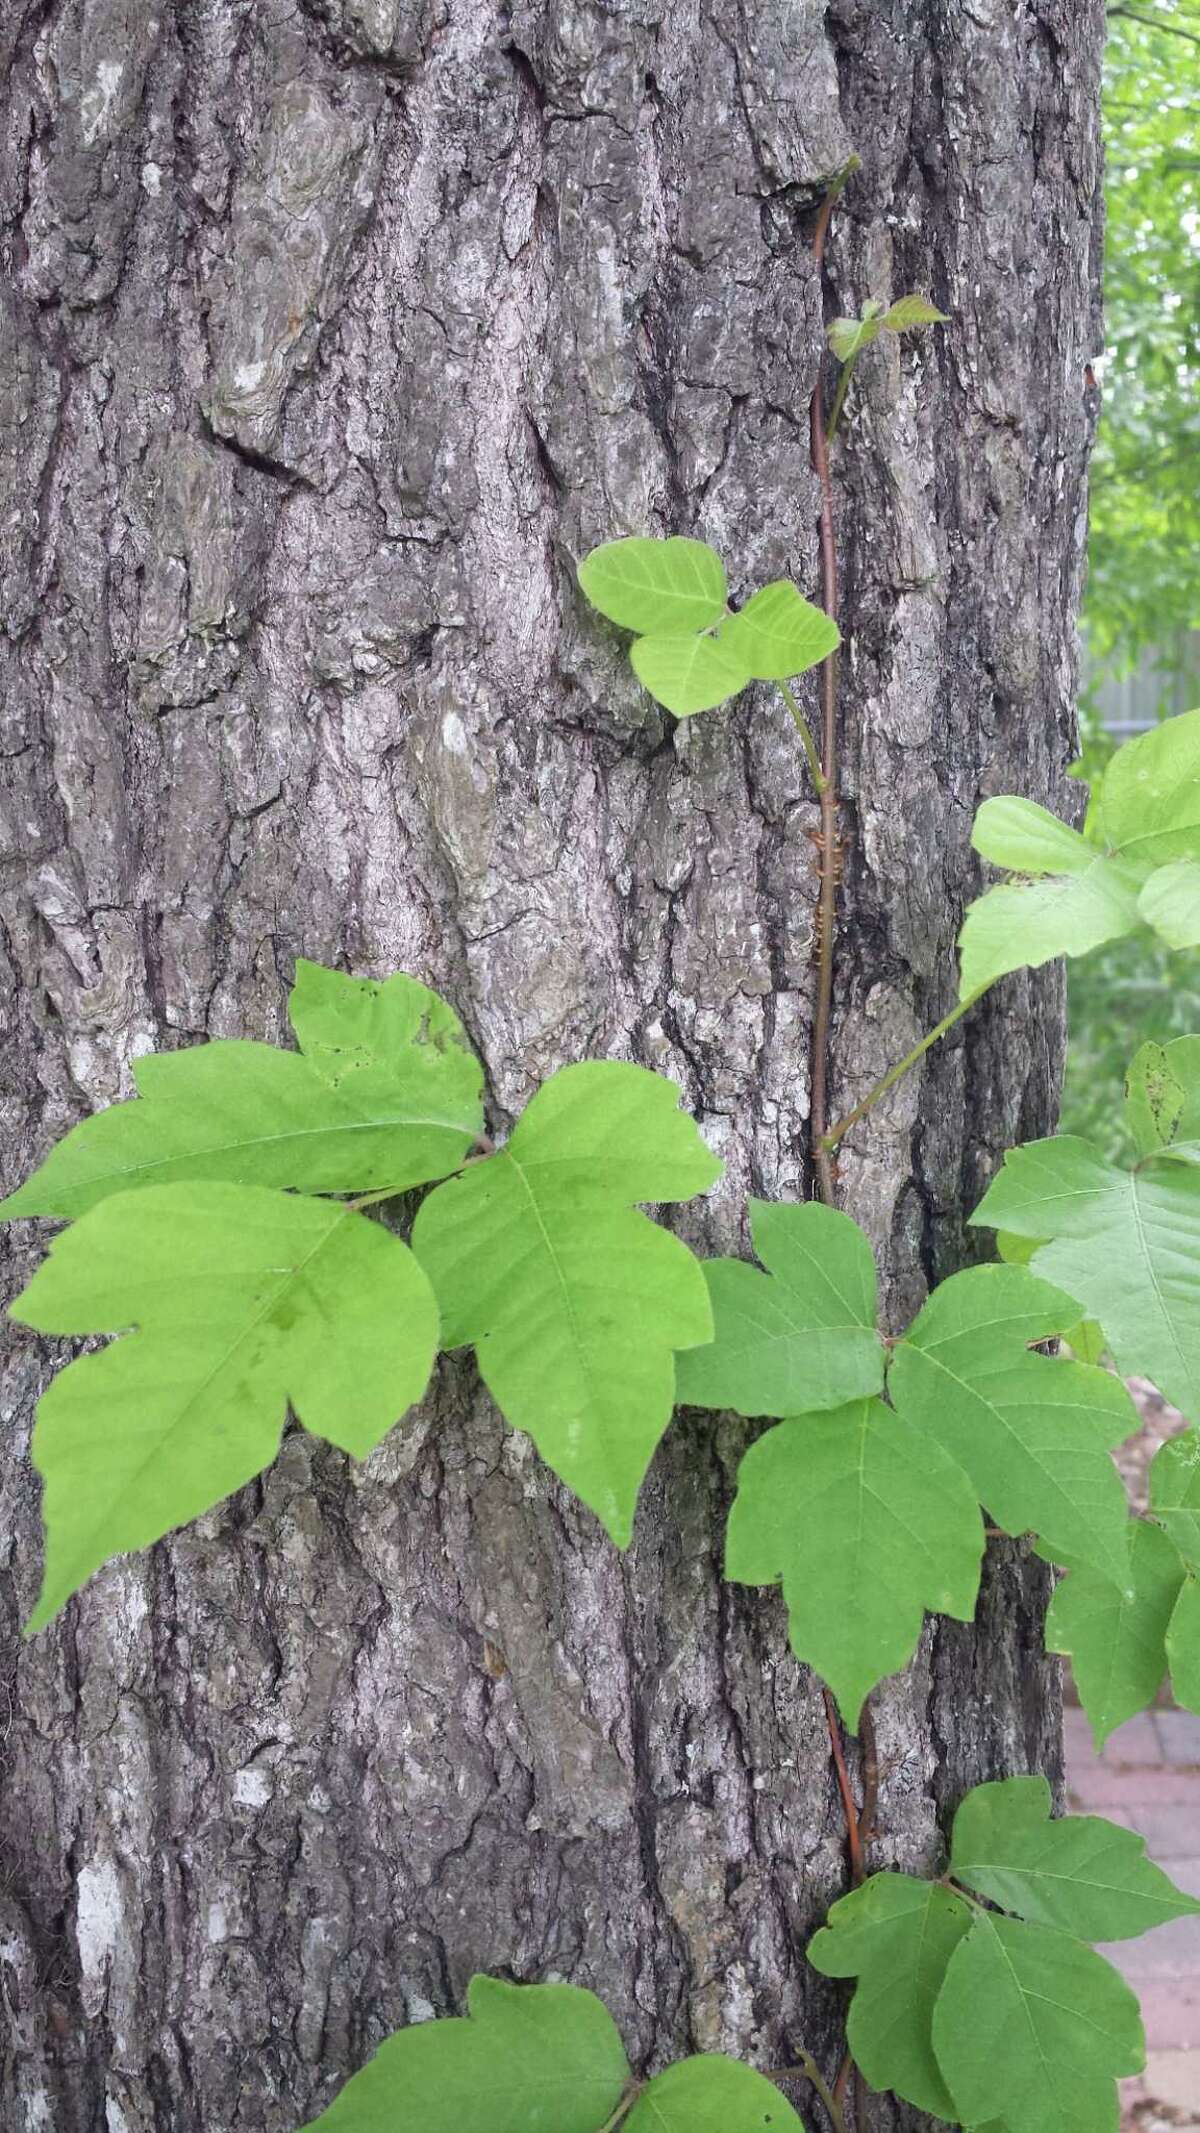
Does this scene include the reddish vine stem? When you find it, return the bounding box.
[809,172,876,2133]
[808,178,843,1214]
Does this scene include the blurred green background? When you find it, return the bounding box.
[1061,0,1200,1157]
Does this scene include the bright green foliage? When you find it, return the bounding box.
[957,712,1200,996]
[972,797,1097,878]
[1,964,483,1220]
[675,1200,884,1416]
[972,1133,1200,1421]
[1125,1038,1194,1154]
[578,536,836,723]
[12,1183,439,1630]
[811,1781,1180,2132]
[957,854,1144,1000]
[299,1975,630,2133]
[932,1911,1143,2133]
[993,1228,1105,1363]
[1139,859,1200,948]
[412,1062,719,1545]
[1168,1574,1200,1713]
[725,1398,983,1725]
[576,535,727,634]
[624,2056,804,2132]
[1086,7,1200,680]
[630,630,753,717]
[717,582,840,681]
[826,293,947,362]
[888,1265,1137,1584]
[1150,1433,1200,1568]
[807,1874,971,2118]
[1101,709,1200,868]
[948,1775,1200,1939]
[1045,1519,1185,1746]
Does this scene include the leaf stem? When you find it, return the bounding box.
[778,678,827,796]
[819,988,990,1154]
[825,355,858,446]
[598,2080,643,2132]
[764,2051,849,2133]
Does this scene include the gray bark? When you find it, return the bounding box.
[0,2,1104,2128]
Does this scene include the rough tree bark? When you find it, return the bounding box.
[0,3,1104,2128]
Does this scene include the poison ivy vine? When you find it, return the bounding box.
[7,293,1200,2122]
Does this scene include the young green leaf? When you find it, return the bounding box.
[717,582,840,681]
[411,1061,720,1545]
[12,1183,439,1630]
[807,1873,972,2119]
[970,797,1095,877]
[629,631,752,717]
[931,1912,1143,2133]
[956,860,1143,1000]
[827,302,885,362]
[577,535,727,635]
[1045,1519,1185,1747]
[2,967,484,1221]
[1150,1432,1200,1568]
[881,294,949,332]
[675,1200,884,1417]
[298,1974,630,2133]
[993,1230,1104,1361]
[1167,1574,1200,1714]
[887,1264,1137,1584]
[725,1397,983,1726]
[948,1774,1200,1939]
[1100,706,1200,868]
[1138,858,1200,948]
[972,1134,1200,1422]
[625,2056,804,2132]
[1125,1039,1189,1155]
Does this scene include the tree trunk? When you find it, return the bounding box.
[0,3,1104,2128]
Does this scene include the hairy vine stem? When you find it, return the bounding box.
[808,171,844,1214]
[805,167,879,2133]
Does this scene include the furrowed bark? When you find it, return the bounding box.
[0,2,1104,2126]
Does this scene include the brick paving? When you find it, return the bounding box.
[1065,1704,1200,2128]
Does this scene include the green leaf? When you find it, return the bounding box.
[675,1201,884,1417]
[411,1062,720,1545]
[948,1774,1200,1939]
[807,1873,972,2119]
[972,1134,1200,1421]
[881,294,949,332]
[1150,1432,1200,1569]
[625,2056,804,2132]
[932,1912,1143,2133]
[827,305,884,362]
[993,1231,1104,1361]
[1125,1039,1188,1155]
[629,631,752,717]
[298,1974,630,2133]
[1167,1574,1200,1715]
[1045,1519,1184,1747]
[577,536,727,635]
[2,966,484,1220]
[971,797,1095,877]
[887,1265,1136,1583]
[717,583,840,681]
[725,1397,983,1725]
[957,860,1143,1000]
[1138,859,1200,948]
[1100,707,1200,867]
[11,1183,439,1630]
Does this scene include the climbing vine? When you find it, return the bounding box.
[6,228,1200,2132]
